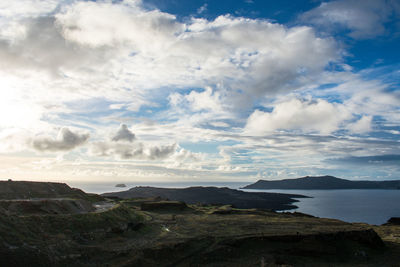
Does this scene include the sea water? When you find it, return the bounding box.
[244,189,400,225]
[69,181,400,225]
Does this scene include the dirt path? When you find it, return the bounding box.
[93,201,118,212]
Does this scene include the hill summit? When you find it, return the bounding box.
[0,180,96,200]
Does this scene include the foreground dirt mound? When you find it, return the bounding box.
[128,229,386,266]
[0,204,143,267]
[1,200,399,266]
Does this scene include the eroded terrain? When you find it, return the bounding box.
[1,181,399,266]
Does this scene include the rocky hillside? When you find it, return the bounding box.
[0,180,103,201]
[0,181,104,215]
[1,181,400,266]
[1,197,399,266]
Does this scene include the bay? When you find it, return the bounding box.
[244,189,400,225]
[70,181,400,225]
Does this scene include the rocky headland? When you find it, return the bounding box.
[243,175,400,190]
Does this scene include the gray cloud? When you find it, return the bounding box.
[32,127,89,152]
[300,0,400,39]
[146,144,177,160]
[326,154,400,166]
[112,124,135,142]
[0,16,114,77]
[90,142,143,159]
[90,141,177,160]
[89,124,182,161]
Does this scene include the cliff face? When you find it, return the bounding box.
[243,175,400,190]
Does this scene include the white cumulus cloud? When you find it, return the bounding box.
[244,98,352,135]
[348,115,373,134]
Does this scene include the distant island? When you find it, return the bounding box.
[102,186,308,210]
[243,175,400,190]
[115,183,127,188]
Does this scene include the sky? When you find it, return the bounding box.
[0,0,399,183]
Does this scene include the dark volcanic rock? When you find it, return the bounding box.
[385,217,400,225]
[102,186,308,211]
[243,175,400,190]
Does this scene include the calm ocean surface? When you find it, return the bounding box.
[244,189,400,225]
[70,182,400,225]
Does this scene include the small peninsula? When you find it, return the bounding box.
[102,186,308,210]
[243,175,400,190]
